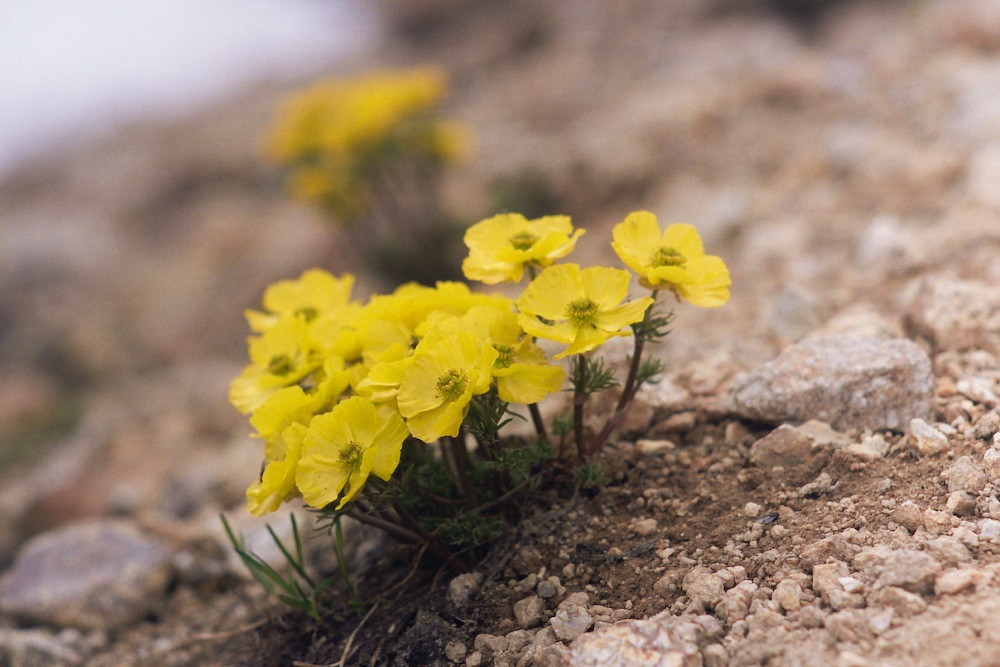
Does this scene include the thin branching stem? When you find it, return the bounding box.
[529,403,550,444]
[573,357,588,461]
[391,501,469,571]
[344,508,421,544]
[447,434,476,510]
[585,291,659,457]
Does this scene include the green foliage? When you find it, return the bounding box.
[569,356,620,398]
[437,513,504,549]
[636,357,666,386]
[573,460,610,490]
[221,514,331,623]
[632,306,674,342]
[466,389,512,450]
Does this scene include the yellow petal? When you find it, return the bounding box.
[246,423,305,516]
[368,414,408,481]
[516,264,583,321]
[558,324,619,358]
[661,223,706,260]
[579,266,631,310]
[495,363,565,404]
[612,210,663,275]
[595,297,654,333]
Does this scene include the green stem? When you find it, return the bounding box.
[344,508,422,545]
[585,291,658,458]
[529,403,550,444]
[447,434,476,510]
[332,515,358,604]
[573,356,588,462]
[392,501,469,571]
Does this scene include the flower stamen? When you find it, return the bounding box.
[566,298,599,327]
[295,306,319,322]
[508,230,540,251]
[493,343,516,369]
[436,369,469,401]
[338,442,362,467]
[268,354,296,376]
[650,246,686,268]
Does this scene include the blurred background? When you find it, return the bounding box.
[2,0,1000,568]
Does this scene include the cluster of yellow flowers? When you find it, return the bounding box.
[267,67,468,220]
[230,210,730,517]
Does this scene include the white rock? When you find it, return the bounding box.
[513,595,545,629]
[730,337,933,431]
[773,579,802,612]
[568,613,721,667]
[445,640,467,663]
[449,572,484,607]
[0,520,173,630]
[909,418,949,456]
[980,518,1000,541]
[550,604,594,642]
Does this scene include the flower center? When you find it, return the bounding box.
[650,246,686,268]
[295,306,319,322]
[493,343,516,369]
[566,298,598,326]
[436,369,469,401]
[267,354,295,376]
[508,230,540,251]
[339,442,362,467]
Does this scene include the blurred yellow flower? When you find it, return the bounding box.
[396,332,498,441]
[296,396,408,510]
[611,211,731,307]
[462,213,584,284]
[249,385,315,459]
[246,269,359,333]
[229,317,324,414]
[516,264,653,359]
[246,422,306,516]
[267,67,467,221]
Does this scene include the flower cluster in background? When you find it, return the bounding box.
[232,210,728,547]
[266,67,472,284]
[268,67,467,221]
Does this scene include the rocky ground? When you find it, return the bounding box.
[3,0,1000,665]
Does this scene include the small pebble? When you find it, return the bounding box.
[910,418,949,456]
[537,579,558,599]
[445,640,467,663]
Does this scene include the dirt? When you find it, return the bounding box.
[4,0,1000,665]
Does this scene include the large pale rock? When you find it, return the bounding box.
[905,276,1000,353]
[569,613,722,667]
[729,337,932,431]
[0,520,173,630]
[875,550,941,594]
[0,628,81,667]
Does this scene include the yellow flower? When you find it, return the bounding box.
[249,385,315,460]
[296,397,408,510]
[246,269,359,333]
[359,281,508,339]
[396,332,498,442]
[516,264,653,359]
[246,422,306,516]
[438,305,565,404]
[229,317,324,414]
[462,213,585,284]
[611,211,731,307]
[353,345,416,407]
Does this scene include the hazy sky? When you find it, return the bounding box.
[0,0,376,175]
